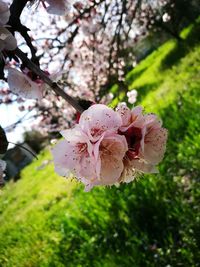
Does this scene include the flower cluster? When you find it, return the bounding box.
[52,103,167,191]
[0,0,17,55]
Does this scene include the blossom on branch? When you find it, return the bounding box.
[52,103,167,191]
[7,68,45,100]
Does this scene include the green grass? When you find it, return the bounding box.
[0,23,200,266]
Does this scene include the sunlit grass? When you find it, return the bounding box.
[0,22,200,267]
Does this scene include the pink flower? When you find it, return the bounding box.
[52,104,128,191]
[52,127,96,180]
[116,103,144,131]
[139,114,168,165]
[116,103,167,179]
[7,68,45,100]
[52,103,167,191]
[79,104,122,142]
[82,133,128,191]
[117,104,145,159]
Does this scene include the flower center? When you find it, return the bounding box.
[76,143,88,154]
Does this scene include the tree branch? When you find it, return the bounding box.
[15,48,84,113]
[8,0,39,65]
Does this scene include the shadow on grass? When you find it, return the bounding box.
[160,21,200,70]
[126,67,149,87]
[104,85,200,266]
[136,81,162,102]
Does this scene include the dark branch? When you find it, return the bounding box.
[15,48,84,113]
[8,0,40,65]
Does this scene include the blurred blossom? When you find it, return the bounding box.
[127,89,138,104]
[162,13,171,22]
[18,105,25,111]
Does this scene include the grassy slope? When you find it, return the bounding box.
[0,24,200,267]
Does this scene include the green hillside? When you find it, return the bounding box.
[0,23,200,267]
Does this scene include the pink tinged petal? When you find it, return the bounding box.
[98,134,128,185]
[140,127,146,153]
[139,114,163,155]
[119,105,144,132]
[0,1,10,25]
[60,127,93,157]
[52,129,96,180]
[130,106,145,128]
[82,134,128,190]
[142,128,168,164]
[116,103,131,127]
[78,156,95,178]
[79,104,122,142]
[52,139,78,177]
[7,69,43,100]
[144,114,162,129]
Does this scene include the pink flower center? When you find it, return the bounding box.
[100,144,112,157]
[91,127,104,138]
[76,143,88,154]
[120,126,142,160]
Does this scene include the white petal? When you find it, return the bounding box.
[7,69,43,100]
[141,128,168,164]
[79,104,122,142]
[52,134,96,180]
[51,140,73,176]
[116,103,131,127]
[95,134,128,185]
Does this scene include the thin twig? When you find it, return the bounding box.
[8,141,38,160]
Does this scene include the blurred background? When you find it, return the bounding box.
[0,0,200,266]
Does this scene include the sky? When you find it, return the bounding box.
[0,101,35,147]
